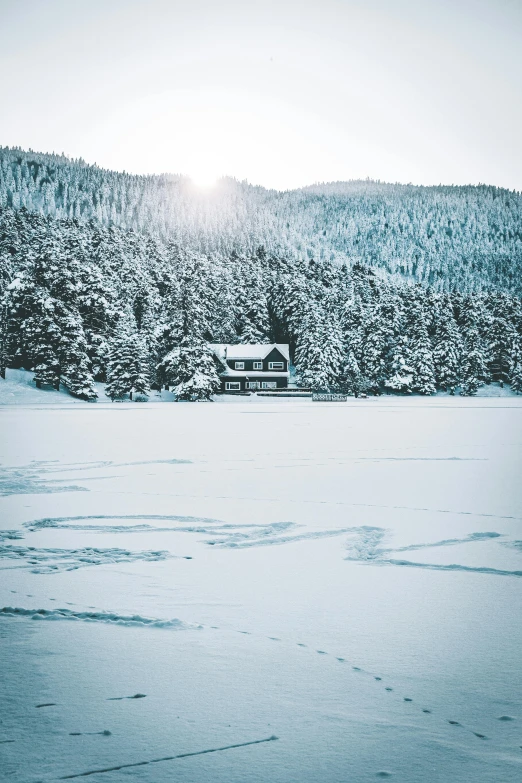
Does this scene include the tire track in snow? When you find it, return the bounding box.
[59,736,279,779]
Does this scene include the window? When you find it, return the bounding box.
[225,382,241,391]
[268,361,284,370]
[262,382,277,389]
[253,361,262,370]
[234,361,245,369]
[246,381,260,389]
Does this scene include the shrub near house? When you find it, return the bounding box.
[211,344,290,392]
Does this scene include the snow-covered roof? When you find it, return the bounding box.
[210,343,290,362]
[220,369,290,378]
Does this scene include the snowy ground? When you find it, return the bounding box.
[1,375,522,782]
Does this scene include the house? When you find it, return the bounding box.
[211,344,290,392]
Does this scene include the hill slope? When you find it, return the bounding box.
[1,146,521,293]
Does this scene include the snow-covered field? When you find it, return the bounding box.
[1,380,522,781]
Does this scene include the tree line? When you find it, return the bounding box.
[2,146,522,294]
[1,207,521,401]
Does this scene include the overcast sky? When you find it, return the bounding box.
[1,0,521,190]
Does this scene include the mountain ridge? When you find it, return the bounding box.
[2,145,521,294]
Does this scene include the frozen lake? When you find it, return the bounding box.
[1,396,522,782]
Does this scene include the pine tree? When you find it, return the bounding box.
[294,305,325,389]
[59,309,97,400]
[295,303,343,390]
[510,341,522,394]
[0,300,10,379]
[432,299,462,392]
[235,262,270,343]
[105,308,150,400]
[384,335,413,393]
[340,294,364,367]
[411,326,436,395]
[484,292,522,386]
[361,310,388,393]
[404,291,436,395]
[166,341,221,401]
[340,350,369,397]
[460,328,489,396]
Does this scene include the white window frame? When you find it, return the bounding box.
[234,361,245,369]
[246,381,260,389]
[225,382,241,391]
[253,361,263,370]
[262,381,277,389]
[268,361,284,370]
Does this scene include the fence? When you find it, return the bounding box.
[312,392,348,402]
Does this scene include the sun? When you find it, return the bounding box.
[189,171,218,189]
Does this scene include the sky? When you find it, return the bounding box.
[1,0,521,191]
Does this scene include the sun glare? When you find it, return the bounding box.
[189,172,218,189]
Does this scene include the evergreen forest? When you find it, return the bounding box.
[1,147,521,400]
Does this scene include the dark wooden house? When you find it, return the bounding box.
[211,344,290,392]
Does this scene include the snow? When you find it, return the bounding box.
[211,343,290,361]
[220,369,290,378]
[1,382,522,781]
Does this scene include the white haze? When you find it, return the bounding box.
[1,0,521,190]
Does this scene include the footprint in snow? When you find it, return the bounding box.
[353,667,361,671]
[107,693,146,701]
[448,720,460,726]
[336,657,345,662]
[374,677,382,681]
[316,650,327,655]
[422,709,432,714]
[69,730,111,737]
[376,772,393,778]
[385,687,393,692]
[404,698,413,702]
[498,715,515,721]
[268,637,281,642]
[297,643,307,648]
[36,703,56,708]
[473,733,487,739]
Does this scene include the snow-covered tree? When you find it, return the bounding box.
[404,292,436,395]
[161,341,221,401]
[460,328,489,396]
[235,260,270,343]
[510,341,522,394]
[59,309,97,400]
[432,299,462,391]
[105,308,150,400]
[361,311,388,393]
[384,336,413,393]
[340,349,369,397]
[295,302,343,390]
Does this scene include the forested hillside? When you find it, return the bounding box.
[1,206,521,400]
[2,146,522,293]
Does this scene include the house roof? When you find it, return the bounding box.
[221,369,290,378]
[210,343,290,362]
